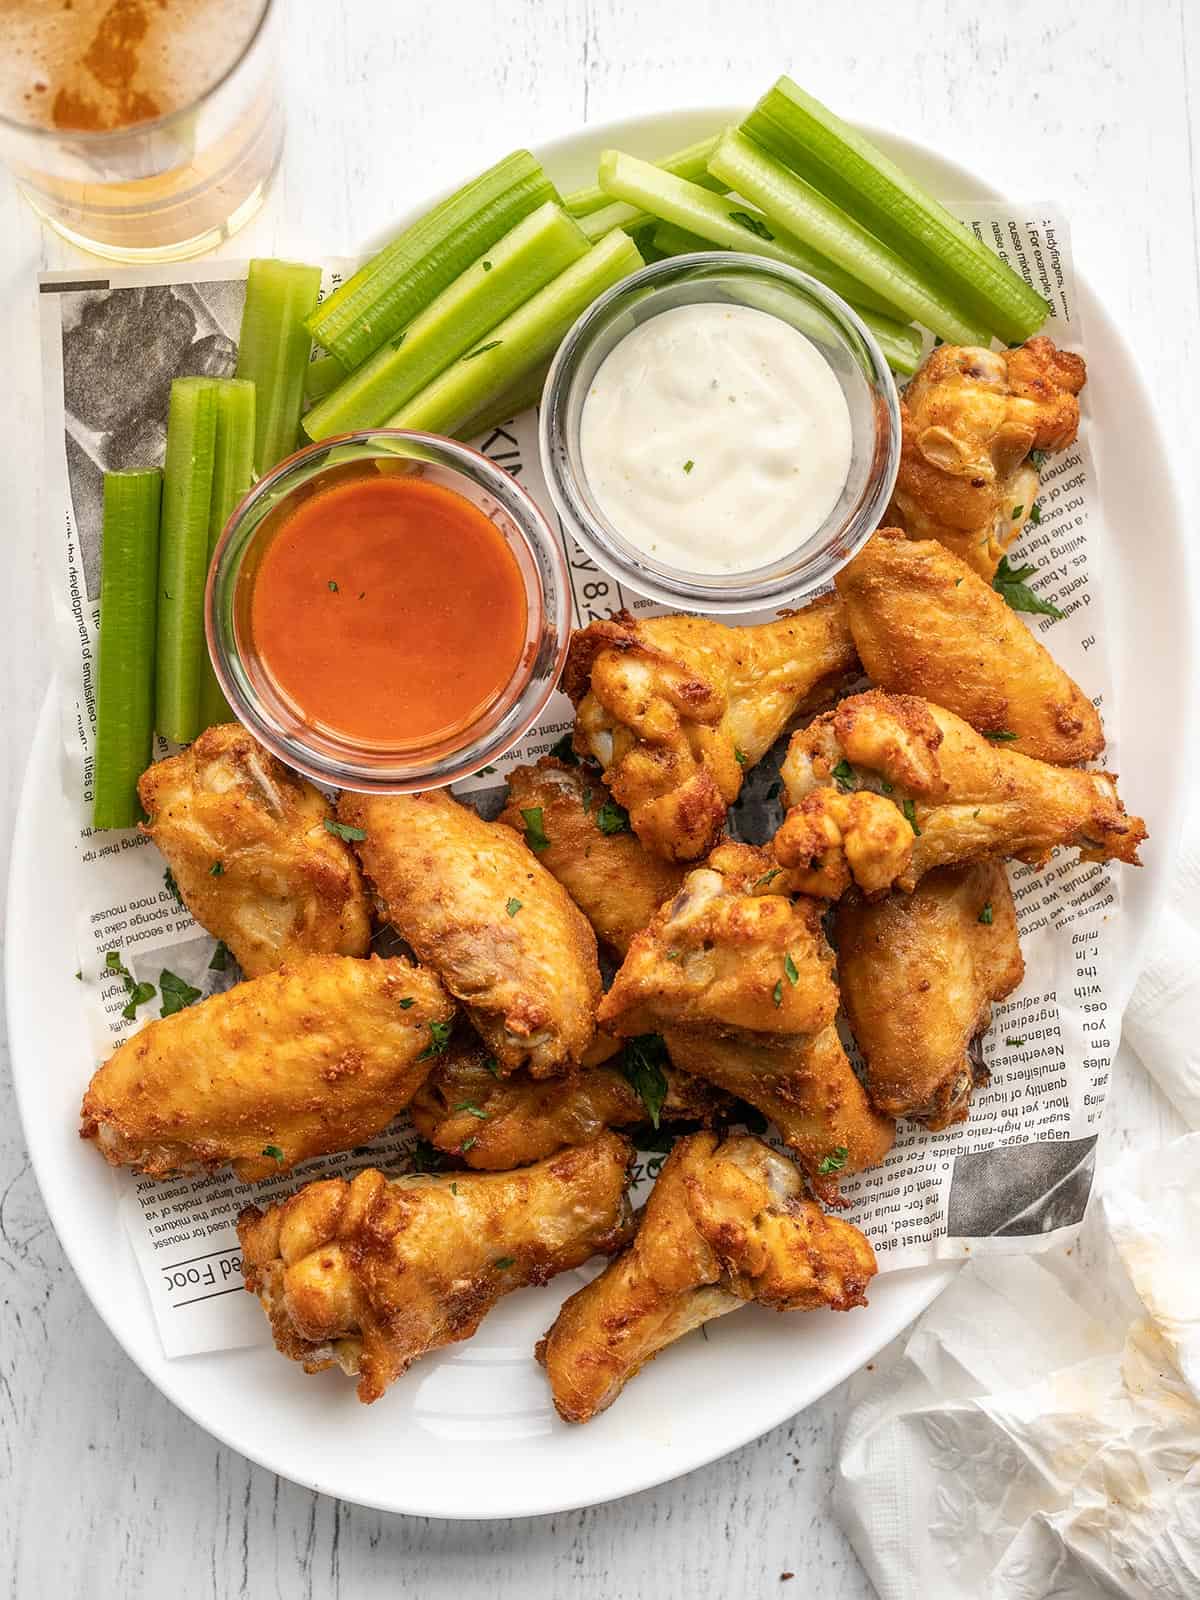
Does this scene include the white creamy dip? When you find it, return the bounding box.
[579,302,853,575]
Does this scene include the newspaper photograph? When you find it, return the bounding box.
[38,204,1125,1360]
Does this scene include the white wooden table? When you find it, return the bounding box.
[2,2,1197,1593]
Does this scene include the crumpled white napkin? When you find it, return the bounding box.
[833,1133,1200,1599]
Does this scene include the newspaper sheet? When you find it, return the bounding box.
[38,204,1125,1358]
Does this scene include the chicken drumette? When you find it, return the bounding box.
[889,336,1086,578]
[238,1133,634,1403]
[537,1133,877,1423]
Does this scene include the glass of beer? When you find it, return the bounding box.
[0,0,283,262]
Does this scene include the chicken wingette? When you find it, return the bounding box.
[80,955,455,1181]
[238,1133,634,1403]
[537,1133,877,1423]
[888,336,1086,578]
[138,723,371,976]
[834,529,1104,765]
[563,595,858,861]
[836,863,1025,1129]
[338,788,601,1076]
[777,690,1146,897]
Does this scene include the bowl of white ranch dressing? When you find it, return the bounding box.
[539,253,901,613]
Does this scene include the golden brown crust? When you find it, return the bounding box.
[837,863,1025,1129]
[536,1133,877,1422]
[835,529,1104,764]
[79,954,455,1182]
[337,789,601,1076]
[238,1133,635,1403]
[138,723,371,976]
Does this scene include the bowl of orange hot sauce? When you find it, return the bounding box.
[206,431,571,790]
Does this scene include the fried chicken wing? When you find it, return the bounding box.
[498,759,687,955]
[598,843,838,1041]
[663,1026,894,1204]
[338,789,601,1076]
[837,863,1024,1129]
[536,1133,877,1422]
[80,955,454,1182]
[835,529,1104,764]
[409,1031,728,1169]
[889,337,1086,577]
[238,1133,634,1403]
[563,595,858,861]
[137,723,371,976]
[777,691,1145,896]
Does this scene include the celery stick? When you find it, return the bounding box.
[565,136,722,215]
[597,149,905,320]
[653,221,721,256]
[456,361,551,441]
[303,204,588,442]
[742,79,1048,343]
[580,199,651,242]
[307,152,557,369]
[855,311,923,376]
[303,351,345,405]
[155,379,218,744]
[235,259,321,473]
[389,230,644,439]
[198,379,256,729]
[708,131,991,346]
[94,470,162,829]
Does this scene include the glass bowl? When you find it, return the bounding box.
[206,430,571,791]
[538,252,901,614]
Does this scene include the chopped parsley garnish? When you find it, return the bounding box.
[1029,448,1048,470]
[620,1034,669,1129]
[880,779,894,795]
[208,941,230,972]
[163,868,184,907]
[665,948,683,962]
[992,555,1065,620]
[549,731,578,765]
[480,765,497,775]
[783,952,799,987]
[772,979,784,1007]
[209,860,224,877]
[902,798,920,835]
[324,817,367,842]
[454,1101,490,1121]
[832,758,856,791]
[482,260,493,272]
[683,459,695,474]
[481,1056,500,1077]
[521,806,551,853]
[817,1146,849,1176]
[460,1135,477,1153]
[728,210,774,241]
[122,980,156,1021]
[417,1019,454,1060]
[755,867,783,890]
[159,968,202,1016]
[464,340,502,360]
[734,748,747,767]
[262,1145,284,1163]
[1005,1037,1026,1046]
[1028,501,1042,526]
[985,730,1018,741]
[328,579,339,592]
[398,997,415,1009]
[449,1181,458,1195]
[493,1256,515,1269]
[978,903,994,925]
[595,797,630,835]
[1011,505,1024,520]
[105,949,126,974]
[505,897,522,917]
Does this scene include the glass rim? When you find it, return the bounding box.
[0,0,276,144]
[538,250,901,614]
[206,427,572,793]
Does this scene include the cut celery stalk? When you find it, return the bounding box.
[198,379,256,730]
[456,361,551,441]
[597,149,906,321]
[653,220,724,256]
[303,351,345,405]
[303,204,588,441]
[742,78,1048,343]
[580,199,651,242]
[708,130,991,346]
[388,230,645,439]
[565,136,723,215]
[855,311,923,376]
[306,152,557,369]
[235,260,321,473]
[94,470,162,830]
[156,378,219,744]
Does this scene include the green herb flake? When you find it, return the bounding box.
[817,1146,849,1176]
[328,579,339,593]
[398,997,415,1009]
[954,577,963,587]
[902,798,921,835]
[979,903,994,925]
[880,779,894,795]
[480,765,497,775]
[1029,501,1042,526]
[493,1256,515,1269]
[505,897,522,917]
[481,1056,500,1077]
[683,459,695,474]
[159,969,202,1017]
[1005,1037,1026,1046]
[734,748,747,767]
[262,1144,285,1163]
[209,860,224,877]
[449,1181,458,1195]
[985,730,1018,742]
[783,952,799,987]
[460,1135,477,1153]
[620,1034,669,1129]
[549,731,578,765]
[454,1101,490,1121]
[1011,505,1024,520]
[208,941,230,972]
[121,980,156,1021]
[772,979,783,1007]
[832,758,856,791]
[105,950,126,975]
[482,260,493,272]
[755,867,783,890]
[464,340,502,360]
[728,210,774,241]
[1030,448,1048,470]
[595,797,630,835]
[521,806,551,853]
[992,554,1066,620]
[417,1019,454,1060]
[324,817,367,842]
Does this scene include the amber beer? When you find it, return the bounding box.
[0,0,282,261]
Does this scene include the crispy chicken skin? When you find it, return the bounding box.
[498,759,687,956]
[409,1032,728,1170]
[778,691,1146,896]
[536,1133,877,1422]
[80,955,455,1182]
[663,1027,895,1205]
[837,864,1025,1129]
[337,789,601,1077]
[598,843,838,1041]
[889,337,1086,578]
[238,1133,634,1403]
[137,723,371,976]
[835,529,1104,765]
[563,596,859,862]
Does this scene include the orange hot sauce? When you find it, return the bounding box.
[248,473,529,748]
